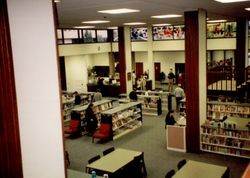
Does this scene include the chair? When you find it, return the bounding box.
[165,169,175,178]
[92,123,112,143]
[64,119,81,138]
[88,155,101,164]
[126,152,147,178]
[103,147,115,156]
[177,159,186,170]
[86,155,101,173]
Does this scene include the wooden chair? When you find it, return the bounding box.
[92,123,112,143]
[165,169,175,178]
[177,159,186,170]
[103,147,115,156]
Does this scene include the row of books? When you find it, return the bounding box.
[207,104,250,114]
[93,102,112,113]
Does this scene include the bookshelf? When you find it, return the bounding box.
[101,102,142,140]
[137,90,169,110]
[137,94,162,116]
[207,101,250,121]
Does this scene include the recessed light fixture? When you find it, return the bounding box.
[153,23,171,26]
[54,0,61,2]
[123,22,146,25]
[207,19,227,23]
[214,0,249,3]
[98,8,140,14]
[74,26,95,29]
[81,20,110,24]
[151,14,182,19]
[245,7,250,11]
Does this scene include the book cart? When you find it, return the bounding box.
[201,101,250,158]
[101,102,142,140]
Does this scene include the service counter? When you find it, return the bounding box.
[166,116,186,152]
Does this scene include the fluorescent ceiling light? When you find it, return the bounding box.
[54,0,61,2]
[98,8,140,14]
[107,27,118,29]
[153,23,171,26]
[74,26,95,29]
[151,14,182,19]
[123,22,146,25]
[214,0,249,3]
[207,19,227,23]
[245,7,250,11]
[82,20,110,24]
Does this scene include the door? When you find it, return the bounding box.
[175,63,185,85]
[154,62,161,81]
[136,62,143,79]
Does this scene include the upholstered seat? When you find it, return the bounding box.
[92,123,112,143]
[64,119,81,137]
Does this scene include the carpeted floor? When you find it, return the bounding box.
[65,110,249,178]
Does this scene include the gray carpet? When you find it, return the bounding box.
[65,111,249,178]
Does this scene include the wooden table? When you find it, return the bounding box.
[173,160,228,178]
[86,148,142,174]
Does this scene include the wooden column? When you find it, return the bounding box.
[235,18,248,86]
[118,27,127,94]
[0,0,23,177]
[184,10,206,153]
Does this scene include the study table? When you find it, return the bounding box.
[172,160,228,178]
[67,169,102,178]
[86,148,142,175]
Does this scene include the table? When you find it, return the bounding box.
[173,160,228,178]
[67,169,102,178]
[86,148,142,174]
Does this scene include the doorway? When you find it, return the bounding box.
[154,62,161,81]
[136,62,143,79]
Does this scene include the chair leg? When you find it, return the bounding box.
[92,137,94,143]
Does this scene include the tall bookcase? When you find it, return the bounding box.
[201,101,250,158]
[101,102,142,140]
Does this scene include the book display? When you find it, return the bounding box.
[202,101,250,158]
[62,97,75,122]
[137,94,162,116]
[101,102,142,140]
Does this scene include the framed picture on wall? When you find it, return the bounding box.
[63,29,80,44]
[224,22,237,37]
[153,26,174,40]
[131,27,148,41]
[207,23,225,38]
[173,25,185,39]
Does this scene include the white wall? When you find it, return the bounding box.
[65,55,90,93]
[93,53,109,65]
[7,1,65,178]
[153,51,185,74]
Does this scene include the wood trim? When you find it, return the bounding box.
[235,18,247,86]
[118,27,127,94]
[184,11,200,153]
[0,0,23,177]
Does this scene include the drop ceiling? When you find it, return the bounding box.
[56,0,250,28]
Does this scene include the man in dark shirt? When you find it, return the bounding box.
[168,68,175,92]
[165,110,176,127]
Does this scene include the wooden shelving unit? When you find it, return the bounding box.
[137,94,162,116]
[201,116,250,158]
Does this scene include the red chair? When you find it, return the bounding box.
[92,123,112,143]
[64,119,81,137]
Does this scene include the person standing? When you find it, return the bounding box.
[85,103,98,135]
[173,84,185,112]
[92,89,102,102]
[167,68,175,92]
